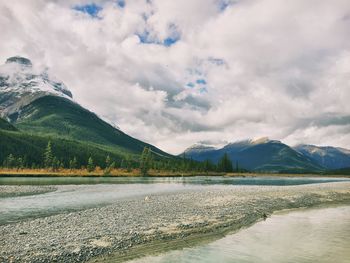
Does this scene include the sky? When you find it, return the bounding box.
[0,0,350,154]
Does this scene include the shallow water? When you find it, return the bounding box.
[0,176,348,225]
[128,205,350,263]
[0,183,201,224]
[0,175,347,185]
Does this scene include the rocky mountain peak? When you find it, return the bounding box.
[184,143,217,153]
[0,56,73,118]
[5,56,33,67]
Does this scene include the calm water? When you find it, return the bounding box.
[0,183,202,224]
[0,176,348,225]
[0,176,347,185]
[129,205,350,263]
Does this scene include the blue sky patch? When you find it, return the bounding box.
[74,3,102,18]
[136,31,156,44]
[136,30,180,46]
[164,23,180,46]
[163,37,179,47]
[196,79,207,85]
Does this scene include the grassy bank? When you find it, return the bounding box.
[0,168,349,178]
[0,168,225,177]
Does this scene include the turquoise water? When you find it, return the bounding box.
[128,205,350,263]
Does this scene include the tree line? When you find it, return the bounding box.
[1,141,242,175]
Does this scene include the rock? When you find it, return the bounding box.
[6,56,32,67]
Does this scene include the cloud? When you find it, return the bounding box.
[0,0,350,154]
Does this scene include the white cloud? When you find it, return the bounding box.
[0,0,350,154]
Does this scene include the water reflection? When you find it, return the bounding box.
[0,176,347,186]
[129,206,350,263]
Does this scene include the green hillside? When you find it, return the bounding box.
[10,96,170,157]
[326,167,350,175]
[0,129,137,168]
[0,118,17,131]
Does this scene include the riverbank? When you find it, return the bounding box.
[0,168,348,178]
[125,205,350,263]
[0,185,56,198]
[1,182,350,263]
[0,168,225,177]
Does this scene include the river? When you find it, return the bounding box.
[128,205,350,263]
[1,176,348,225]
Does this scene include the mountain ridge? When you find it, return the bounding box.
[294,144,350,170]
[183,138,329,173]
[0,56,72,118]
[0,56,171,160]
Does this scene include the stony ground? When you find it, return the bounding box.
[0,185,56,198]
[0,182,350,263]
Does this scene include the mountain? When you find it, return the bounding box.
[294,144,350,170]
[0,117,17,131]
[10,95,170,156]
[0,128,126,168]
[184,138,324,173]
[0,56,171,166]
[0,56,72,118]
[184,143,217,157]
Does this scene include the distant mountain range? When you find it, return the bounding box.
[294,144,350,170]
[184,137,350,173]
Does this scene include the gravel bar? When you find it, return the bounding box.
[1,182,350,263]
[0,185,57,198]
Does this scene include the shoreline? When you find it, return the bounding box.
[0,185,57,198]
[1,182,350,262]
[93,201,350,263]
[1,169,349,178]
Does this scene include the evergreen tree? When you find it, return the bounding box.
[120,159,125,169]
[73,157,78,169]
[103,156,115,176]
[125,155,132,172]
[87,156,95,172]
[69,157,78,170]
[140,147,151,176]
[218,153,233,172]
[4,154,15,168]
[52,157,59,171]
[43,141,53,168]
[181,153,187,172]
[17,157,24,170]
[105,155,111,168]
[204,159,215,173]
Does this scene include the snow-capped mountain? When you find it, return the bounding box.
[184,143,217,154]
[294,144,350,170]
[183,137,324,172]
[0,56,72,119]
[0,56,170,158]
